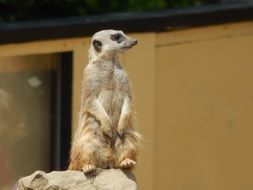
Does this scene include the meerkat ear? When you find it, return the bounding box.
[92,40,102,52]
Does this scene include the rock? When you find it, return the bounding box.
[18,169,137,190]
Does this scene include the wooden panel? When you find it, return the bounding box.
[0,38,86,57]
[122,33,156,190]
[155,25,253,190]
[72,39,90,132]
[157,21,253,47]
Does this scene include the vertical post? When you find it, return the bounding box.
[51,52,73,170]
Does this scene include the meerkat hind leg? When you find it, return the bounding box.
[72,124,101,173]
[116,136,138,169]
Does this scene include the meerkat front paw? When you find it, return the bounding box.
[117,126,125,137]
[101,119,113,137]
[119,159,136,169]
[117,120,127,137]
[117,117,129,137]
[82,164,96,173]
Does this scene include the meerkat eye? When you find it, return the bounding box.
[111,33,124,43]
[92,40,102,52]
[112,34,121,40]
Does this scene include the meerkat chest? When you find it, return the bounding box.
[98,67,129,115]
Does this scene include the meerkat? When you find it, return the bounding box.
[69,30,142,173]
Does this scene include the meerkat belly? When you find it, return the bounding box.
[98,88,124,127]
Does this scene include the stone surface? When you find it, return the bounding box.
[18,169,137,190]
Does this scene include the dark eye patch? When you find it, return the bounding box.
[111,33,125,43]
[92,40,102,52]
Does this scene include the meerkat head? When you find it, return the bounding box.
[89,29,138,61]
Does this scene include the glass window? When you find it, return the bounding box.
[0,54,60,190]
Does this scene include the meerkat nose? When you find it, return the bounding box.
[133,39,138,45]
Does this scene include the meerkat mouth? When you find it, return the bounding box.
[122,39,138,50]
[122,44,136,50]
[122,45,133,50]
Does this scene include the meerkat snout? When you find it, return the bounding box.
[124,38,138,49]
[132,39,138,45]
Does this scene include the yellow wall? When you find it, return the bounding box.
[1,21,253,190]
[155,22,253,190]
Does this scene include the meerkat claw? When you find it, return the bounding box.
[82,164,96,173]
[117,130,124,138]
[119,159,136,169]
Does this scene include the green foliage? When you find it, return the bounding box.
[0,0,218,22]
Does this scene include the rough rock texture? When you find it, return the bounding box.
[18,169,137,190]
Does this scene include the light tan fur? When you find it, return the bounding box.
[69,30,142,173]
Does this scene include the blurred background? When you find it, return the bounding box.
[0,0,253,190]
